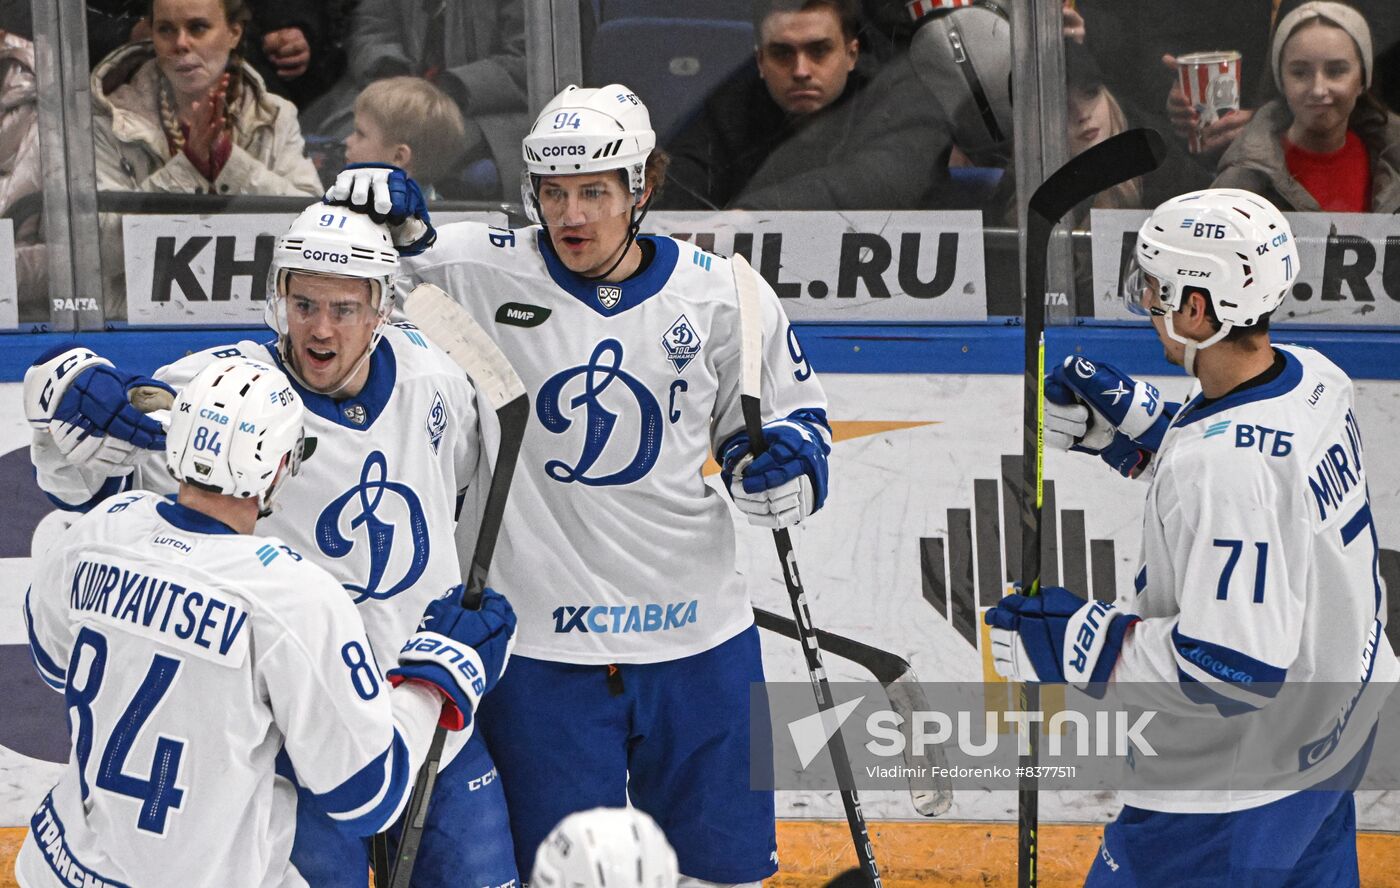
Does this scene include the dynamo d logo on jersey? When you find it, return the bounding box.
[661,314,702,373]
[426,391,448,454]
[315,451,430,603]
[552,599,699,634]
[536,339,663,486]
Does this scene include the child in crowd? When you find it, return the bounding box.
[345,76,466,197]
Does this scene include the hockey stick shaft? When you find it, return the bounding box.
[733,256,882,887]
[386,285,530,888]
[1016,128,1166,888]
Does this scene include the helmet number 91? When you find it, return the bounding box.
[318,213,348,229]
[552,111,582,130]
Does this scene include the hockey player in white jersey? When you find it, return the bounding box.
[985,188,1399,885]
[22,205,519,888]
[17,357,516,888]
[324,83,833,884]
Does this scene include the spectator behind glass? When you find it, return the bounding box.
[0,24,47,322]
[300,0,527,200]
[1213,1,1400,213]
[344,76,467,198]
[988,41,1208,226]
[240,0,349,109]
[91,0,321,316]
[1077,0,1274,161]
[659,0,864,209]
[662,0,954,210]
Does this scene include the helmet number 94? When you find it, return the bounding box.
[552,111,582,130]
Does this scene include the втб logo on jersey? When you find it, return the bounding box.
[662,314,702,373]
[537,339,662,486]
[316,451,429,602]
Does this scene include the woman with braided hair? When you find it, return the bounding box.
[90,0,322,315]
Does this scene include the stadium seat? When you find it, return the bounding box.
[587,17,756,144]
[943,166,1005,210]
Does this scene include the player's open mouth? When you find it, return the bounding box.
[306,348,335,366]
[560,235,589,250]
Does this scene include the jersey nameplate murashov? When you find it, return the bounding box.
[1114,344,1400,814]
[409,224,829,664]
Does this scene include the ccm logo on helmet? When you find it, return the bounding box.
[302,249,349,264]
[1176,269,1211,278]
[542,145,586,157]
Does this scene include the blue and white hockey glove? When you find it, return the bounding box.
[323,163,436,256]
[23,346,174,475]
[388,586,516,731]
[720,418,831,528]
[983,586,1139,687]
[1050,356,1172,452]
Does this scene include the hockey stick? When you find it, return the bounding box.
[751,606,953,816]
[732,255,882,888]
[1016,128,1166,888]
[379,283,531,888]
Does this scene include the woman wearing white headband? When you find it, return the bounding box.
[1213,0,1400,212]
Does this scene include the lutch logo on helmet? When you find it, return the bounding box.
[536,339,663,486]
[315,451,430,602]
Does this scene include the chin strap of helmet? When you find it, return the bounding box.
[1164,312,1232,377]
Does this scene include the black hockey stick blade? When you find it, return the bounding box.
[1027,128,1166,230]
[752,607,954,816]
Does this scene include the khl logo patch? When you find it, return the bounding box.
[426,391,447,454]
[597,285,622,309]
[662,314,702,373]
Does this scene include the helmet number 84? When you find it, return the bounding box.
[553,111,581,130]
[193,427,222,455]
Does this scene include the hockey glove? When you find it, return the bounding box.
[324,163,436,256]
[24,346,173,475]
[720,418,830,528]
[388,586,516,731]
[984,586,1138,688]
[1051,356,1172,451]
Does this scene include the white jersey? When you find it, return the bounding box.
[1115,344,1399,813]
[17,492,439,888]
[33,326,492,761]
[407,224,829,663]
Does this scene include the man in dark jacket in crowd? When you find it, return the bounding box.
[660,0,862,209]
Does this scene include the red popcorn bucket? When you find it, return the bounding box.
[1177,51,1242,153]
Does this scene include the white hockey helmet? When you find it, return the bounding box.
[166,357,310,517]
[265,203,401,358]
[909,0,1013,166]
[530,808,678,888]
[521,84,656,223]
[1124,188,1298,372]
